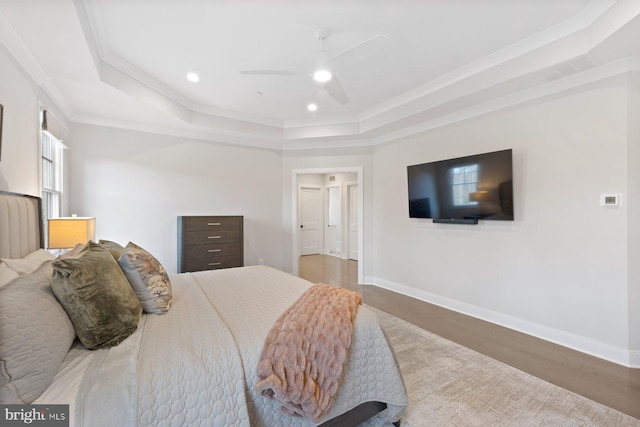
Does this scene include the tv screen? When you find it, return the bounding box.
[407,149,514,222]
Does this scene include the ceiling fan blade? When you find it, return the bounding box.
[324,34,390,68]
[324,75,349,105]
[239,70,308,77]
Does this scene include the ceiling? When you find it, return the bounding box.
[0,0,639,150]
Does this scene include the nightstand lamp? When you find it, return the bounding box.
[469,190,490,202]
[48,216,96,249]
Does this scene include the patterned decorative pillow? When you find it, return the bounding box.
[98,239,125,261]
[1,249,55,275]
[0,261,76,403]
[51,241,142,350]
[118,242,173,314]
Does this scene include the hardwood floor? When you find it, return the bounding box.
[298,254,360,293]
[298,254,640,420]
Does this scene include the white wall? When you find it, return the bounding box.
[628,71,640,362]
[0,44,71,212]
[68,123,284,273]
[0,45,41,194]
[297,174,324,186]
[372,74,634,365]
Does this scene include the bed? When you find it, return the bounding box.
[0,191,408,427]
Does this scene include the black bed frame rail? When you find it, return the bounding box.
[318,401,401,427]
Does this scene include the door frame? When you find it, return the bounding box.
[325,183,343,257]
[292,167,364,284]
[346,181,358,261]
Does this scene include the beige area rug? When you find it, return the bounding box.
[368,306,640,427]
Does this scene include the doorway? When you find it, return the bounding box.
[292,167,364,284]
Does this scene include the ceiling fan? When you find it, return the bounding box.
[240,28,390,105]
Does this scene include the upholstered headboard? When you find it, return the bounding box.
[0,191,44,258]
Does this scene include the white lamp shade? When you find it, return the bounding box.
[48,217,96,249]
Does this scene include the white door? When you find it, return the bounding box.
[299,185,323,256]
[348,184,359,261]
[326,185,342,256]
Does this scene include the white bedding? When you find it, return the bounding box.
[35,266,407,427]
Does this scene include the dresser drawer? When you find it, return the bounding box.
[182,216,242,232]
[183,242,241,259]
[183,230,241,245]
[185,256,243,272]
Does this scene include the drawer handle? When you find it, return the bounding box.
[208,222,222,226]
[208,236,222,239]
[208,249,222,253]
[208,262,222,266]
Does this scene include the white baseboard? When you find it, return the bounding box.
[365,275,637,368]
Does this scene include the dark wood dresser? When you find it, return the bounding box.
[177,216,243,273]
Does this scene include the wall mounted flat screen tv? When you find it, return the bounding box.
[407,149,514,223]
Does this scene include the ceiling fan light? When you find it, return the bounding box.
[312,70,332,82]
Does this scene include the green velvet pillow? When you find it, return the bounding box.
[98,239,125,261]
[51,241,142,350]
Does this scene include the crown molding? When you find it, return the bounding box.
[71,113,285,152]
[371,56,640,146]
[1,1,638,151]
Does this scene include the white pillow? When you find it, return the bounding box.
[1,249,55,276]
[0,263,19,288]
[0,261,76,403]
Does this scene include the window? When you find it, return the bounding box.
[40,110,65,247]
[451,164,478,206]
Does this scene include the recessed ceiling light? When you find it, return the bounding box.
[186,72,200,82]
[307,103,318,111]
[312,70,332,83]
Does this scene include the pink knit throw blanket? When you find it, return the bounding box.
[255,283,362,421]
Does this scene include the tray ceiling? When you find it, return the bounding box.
[0,0,639,149]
